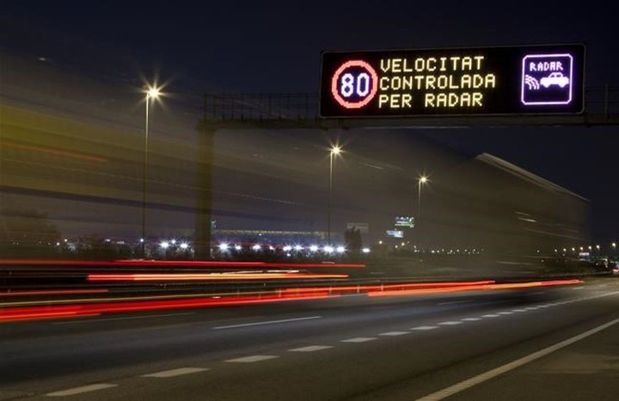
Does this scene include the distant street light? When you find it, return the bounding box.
[417,175,429,217]
[141,84,162,257]
[327,145,342,245]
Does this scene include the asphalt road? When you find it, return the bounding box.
[1,278,618,401]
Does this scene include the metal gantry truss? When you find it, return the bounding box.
[202,85,619,128]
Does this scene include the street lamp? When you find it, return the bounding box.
[418,175,429,217]
[141,84,162,257]
[328,145,342,245]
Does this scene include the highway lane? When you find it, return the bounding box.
[0,278,617,400]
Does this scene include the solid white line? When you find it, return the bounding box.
[414,317,619,401]
[53,312,194,325]
[46,383,117,397]
[142,367,208,378]
[212,315,321,330]
[289,345,333,352]
[498,311,513,315]
[225,355,279,363]
[411,325,439,331]
[482,314,500,318]
[461,318,481,322]
[512,309,527,313]
[438,321,462,326]
[379,331,410,336]
[341,337,377,343]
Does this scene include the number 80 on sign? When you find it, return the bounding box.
[330,60,378,109]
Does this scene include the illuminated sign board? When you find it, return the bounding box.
[395,216,415,228]
[319,44,584,117]
[385,230,404,238]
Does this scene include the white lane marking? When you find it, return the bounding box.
[289,345,333,352]
[212,315,321,330]
[438,321,462,326]
[142,367,208,378]
[411,325,439,331]
[53,312,194,325]
[379,331,410,336]
[512,309,528,312]
[498,311,513,315]
[225,355,279,363]
[462,317,481,321]
[341,337,377,343]
[46,383,117,397]
[482,314,500,318]
[572,286,585,290]
[414,317,619,401]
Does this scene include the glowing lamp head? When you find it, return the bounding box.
[146,86,161,100]
[179,242,189,250]
[419,176,428,184]
[323,245,334,254]
[336,245,346,253]
[159,241,170,249]
[218,243,229,251]
[330,145,342,156]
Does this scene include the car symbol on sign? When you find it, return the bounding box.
[540,72,569,88]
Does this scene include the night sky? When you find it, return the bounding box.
[1,0,618,241]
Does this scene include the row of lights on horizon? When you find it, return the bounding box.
[217,242,371,254]
[555,243,617,253]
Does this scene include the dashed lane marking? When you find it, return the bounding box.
[141,367,208,378]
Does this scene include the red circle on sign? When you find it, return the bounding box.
[330,60,378,109]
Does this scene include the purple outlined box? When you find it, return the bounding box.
[521,53,573,106]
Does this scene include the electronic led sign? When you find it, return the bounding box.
[320,44,584,117]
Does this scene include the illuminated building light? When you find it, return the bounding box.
[309,245,319,252]
[336,246,346,253]
[283,245,292,252]
[294,245,303,251]
[362,247,371,254]
[139,238,145,243]
[234,244,242,251]
[0,259,365,269]
[268,246,275,251]
[171,239,177,245]
[160,241,170,249]
[323,245,335,253]
[179,242,189,250]
[218,243,229,252]
[252,244,262,251]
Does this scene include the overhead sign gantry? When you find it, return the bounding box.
[319,44,585,117]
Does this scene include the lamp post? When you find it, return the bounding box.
[141,85,161,257]
[417,175,428,218]
[328,145,342,245]
[417,175,428,250]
